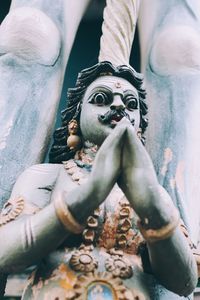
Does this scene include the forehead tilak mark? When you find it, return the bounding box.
[115,82,121,88]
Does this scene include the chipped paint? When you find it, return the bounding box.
[0,141,6,150]
[43,287,66,300]
[58,264,77,290]
[168,162,185,194]
[161,148,173,176]
[29,264,77,299]
[170,178,176,190]
[31,278,44,300]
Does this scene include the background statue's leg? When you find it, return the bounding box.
[0,0,90,208]
[139,0,200,251]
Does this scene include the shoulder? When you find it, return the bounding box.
[10,163,62,210]
[0,163,75,226]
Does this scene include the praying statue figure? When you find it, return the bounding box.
[0,61,198,299]
[0,0,200,299]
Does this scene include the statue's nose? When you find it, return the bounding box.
[110,95,125,110]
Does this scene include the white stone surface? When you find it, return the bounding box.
[0,7,61,65]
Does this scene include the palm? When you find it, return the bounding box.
[89,120,127,205]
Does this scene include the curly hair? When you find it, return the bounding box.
[49,61,148,163]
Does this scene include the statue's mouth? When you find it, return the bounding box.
[98,110,134,128]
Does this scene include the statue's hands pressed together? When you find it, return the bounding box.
[65,119,127,224]
[116,119,198,295]
[89,118,127,204]
[118,120,177,231]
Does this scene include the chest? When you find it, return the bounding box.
[53,161,143,254]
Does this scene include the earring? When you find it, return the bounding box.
[67,119,81,150]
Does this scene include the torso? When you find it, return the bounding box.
[21,161,191,300]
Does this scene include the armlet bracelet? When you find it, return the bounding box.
[137,209,180,243]
[54,193,84,234]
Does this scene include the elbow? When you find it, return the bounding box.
[0,224,32,274]
[179,273,198,297]
[159,268,198,297]
[149,247,198,296]
[147,227,198,297]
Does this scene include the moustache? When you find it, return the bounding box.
[98,109,134,128]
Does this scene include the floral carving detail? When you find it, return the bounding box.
[180,219,200,277]
[0,197,24,226]
[118,218,132,233]
[70,249,98,273]
[105,255,133,279]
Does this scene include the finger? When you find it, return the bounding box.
[95,122,127,160]
[123,126,153,169]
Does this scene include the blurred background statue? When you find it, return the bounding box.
[0,0,90,208]
[139,0,200,280]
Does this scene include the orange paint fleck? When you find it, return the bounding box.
[170,178,176,189]
[58,264,77,290]
[161,148,173,176]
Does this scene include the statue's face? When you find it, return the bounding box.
[80,75,140,145]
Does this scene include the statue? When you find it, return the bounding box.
[0,0,199,299]
[0,59,198,299]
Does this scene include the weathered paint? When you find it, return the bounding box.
[160,148,173,176]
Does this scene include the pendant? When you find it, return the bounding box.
[66,272,134,300]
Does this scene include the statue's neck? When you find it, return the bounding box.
[74,141,98,165]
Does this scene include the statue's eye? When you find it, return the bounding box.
[124,96,138,111]
[93,92,110,106]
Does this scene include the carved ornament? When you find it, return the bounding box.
[66,271,134,300]
[0,197,24,226]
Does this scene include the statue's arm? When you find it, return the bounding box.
[0,162,90,274]
[119,123,198,296]
[0,123,126,274]
[0,163,68,273]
